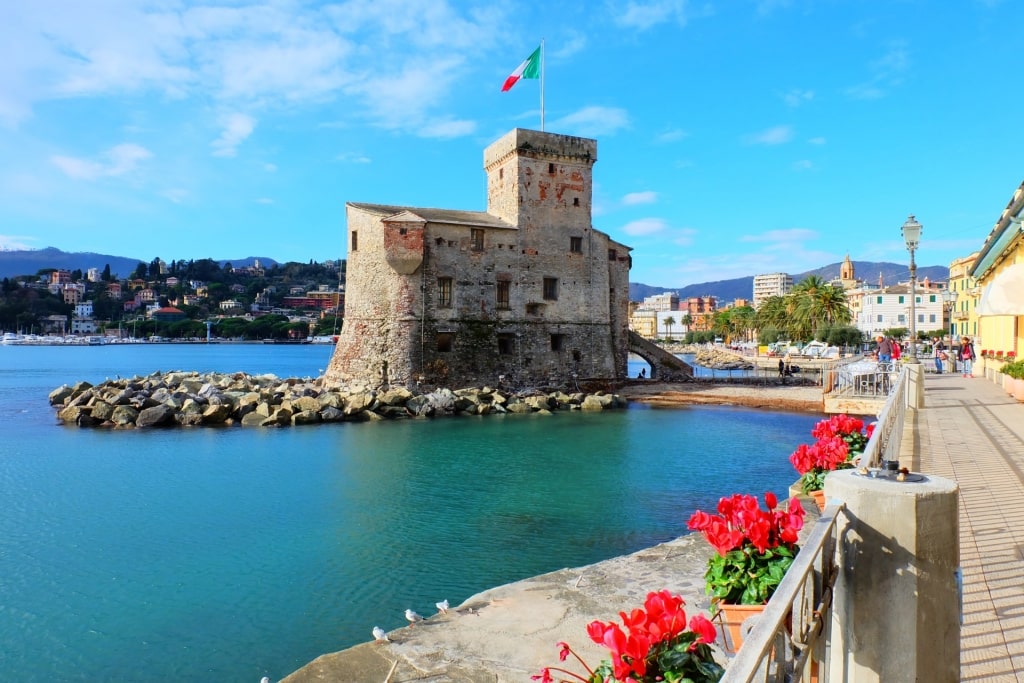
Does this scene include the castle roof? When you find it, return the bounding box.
[348,202,516,230]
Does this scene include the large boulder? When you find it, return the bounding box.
[319,406,345,422]
[201,404,232,424]
[292,396,321,413]
[110,405,140,426]
[136,404,176,427]
[378,387,413,406]
[89,400,115,422]
[49,385,74,406]
[291,410,320,426]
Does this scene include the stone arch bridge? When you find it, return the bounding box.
[627,331,695,381]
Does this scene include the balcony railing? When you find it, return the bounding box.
[721,367,909,681]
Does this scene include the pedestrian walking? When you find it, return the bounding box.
[876,335,893,363]
[959,337,976,377]
[933,337,946,374]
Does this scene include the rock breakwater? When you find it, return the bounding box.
[48,371,626,428]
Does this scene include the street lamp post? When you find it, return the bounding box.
[901,215,923,363]
[941,288,958,340]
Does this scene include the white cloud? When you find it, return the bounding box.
[418,119,477,139]
[549,106,630,137]
[211,113,255,157]
[656,128,688,143]
[613,0,689,30]
[0,1,505,137]
[336,152,372,164]
[744,125,794,145]
[622,218,667,236]
[782,88,813,107]
[551,33,587,59]
[846,42,910,100]
[162,188,188,204]
[51,143,152,180]
[0,234,38,250]
[622,191,657,206]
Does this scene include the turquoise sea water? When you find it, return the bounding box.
[0,345,821,682]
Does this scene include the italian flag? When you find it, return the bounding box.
[501,46,541,92]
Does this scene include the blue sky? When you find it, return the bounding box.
[1,0,1021,287]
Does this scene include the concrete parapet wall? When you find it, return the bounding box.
[826,469,959,682]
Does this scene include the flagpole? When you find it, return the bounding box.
[540,38,545,131]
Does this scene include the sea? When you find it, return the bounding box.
[0,344,821,682]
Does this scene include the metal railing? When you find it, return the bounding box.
[830,360,902,398]
[856,365,908,468]
[721,366,910,680]
[720,501,844,683]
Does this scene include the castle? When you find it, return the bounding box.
[324,128,633,389]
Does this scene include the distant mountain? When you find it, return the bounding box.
[0,247,279,279]
[629,261,951,304]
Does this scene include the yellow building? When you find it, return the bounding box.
[948,252,980,341]
[970,181,1024,374]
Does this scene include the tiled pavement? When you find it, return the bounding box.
[904,371,1024,682]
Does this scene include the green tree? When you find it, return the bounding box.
[133,262,148,279]
[101,264,112,282]
[663,315,676,340]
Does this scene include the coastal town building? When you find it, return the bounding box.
[854,283,944,338]
[325,128,632,388]
[948,252,980,341]
[683,296,716,331]
[970,180,1023,360]
[752,272,793,308]
[637,292,678,311]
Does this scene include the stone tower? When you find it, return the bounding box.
[840,254,855,281]
[324,129,632,391]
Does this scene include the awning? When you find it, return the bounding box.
[977,262,1024,316]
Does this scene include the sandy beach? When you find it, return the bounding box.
[619,381,825,413]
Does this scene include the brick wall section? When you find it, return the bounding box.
[325,129,632,389]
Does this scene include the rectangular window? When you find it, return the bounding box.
[877,296,883,304]
[570,237,582,253]
[898,295,904,304]
[543,277,558,301]
[929,294,936,303]
[929,314,936,323]
[550,334,565,351]
[437,277,453,308]
[548,162,555,174]
[608,249,617,261]
[351,231,358,251]
[496,280,510,310]
[471,229,484,251]
[437,333,452,352]
[918,314,924,323]
[898,314,906,323]
[497,333,514,355]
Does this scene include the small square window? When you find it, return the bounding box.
[573,197,579,206]
[471,229,484,251]
[543,277,558,301]
[570,237,582,253]
[437,277,453,308]
[437,333,452,352]
[550,334,565,351]
[399,227,407,235]
[608,249,617,261]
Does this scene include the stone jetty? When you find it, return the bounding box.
[48,371,626,428]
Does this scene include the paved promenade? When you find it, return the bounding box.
[905,372,1024,682]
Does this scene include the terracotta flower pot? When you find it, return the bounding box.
[810,489,826,512]
[715,602,767,652]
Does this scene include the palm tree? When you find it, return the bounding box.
[663,315,676,340]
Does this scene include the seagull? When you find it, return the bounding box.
[372,626,390,643]
[436,599,449,614]
[405,608,424,627]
